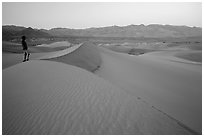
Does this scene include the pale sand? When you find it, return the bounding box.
[3,60,192,135]
[31,43,82,60]
[36,41,71,48]
[2,53,23,69]
[143,50,202,64]
[47,42,102,72]
[2,41,69,53]
[102,44,132,53]
[2,43,82,69]
[96,47,202,133]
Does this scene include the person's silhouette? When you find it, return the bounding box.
[21,36,30,62]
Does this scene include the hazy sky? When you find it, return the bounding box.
[2,2,202,29]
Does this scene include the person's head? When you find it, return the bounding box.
[21,36,26,41]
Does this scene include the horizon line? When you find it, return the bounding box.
[2,23,202,30]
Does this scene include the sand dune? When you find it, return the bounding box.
[101,44,154,55]
[3,60,193,135]
[2,53,22,69]
[37,41,71,48]
[96,47,202,133]
[102,44,132,53]
[46,42,102,72]
[31,43,82,60]
[174,51,202,63]
[143,50,202,64]
[2,41,69,53]
[2,42,82,69]
[2,41,201,134]
[3,42,99,72]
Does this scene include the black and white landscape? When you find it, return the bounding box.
[2,2,202,135]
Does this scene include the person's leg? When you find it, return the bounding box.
[23,51,27,62]
[27,51,30,61]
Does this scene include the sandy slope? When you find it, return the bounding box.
[143,50,202,64]
[37,41,71,48]
[2,41,69,53]
[31,43,82,60]
[47,42,102,72]
[2,53,23,69]
[2,43,82,69]
[102,44,132,53]
[175,51,202,63]
[96,47,202,134]
[101,44,155,55]
[3,60,192,135]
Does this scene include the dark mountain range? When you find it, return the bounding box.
[2,24,202,40]
[2,25,50,40]
[44,24,201,38]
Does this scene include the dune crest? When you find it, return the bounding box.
[2,42,82,69]
[36,41,71,48]
[46,42,102,72]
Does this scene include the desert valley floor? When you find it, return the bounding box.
[2,41,202,135]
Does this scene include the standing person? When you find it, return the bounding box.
[21,36,30,62]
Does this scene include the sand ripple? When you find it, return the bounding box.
[3,61,192,134]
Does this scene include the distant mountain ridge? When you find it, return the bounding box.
[2,24,202,40]
[44,24,201,38]
[2,25,50,40]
